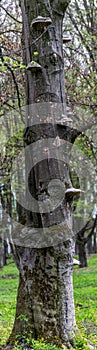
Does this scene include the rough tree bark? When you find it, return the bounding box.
[77,240,88,268]
[8,0,77,348]
[77,217,97,268]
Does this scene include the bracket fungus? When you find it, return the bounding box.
[56,115,72,125]
[63,36,71,43]
[26,61,42,73]
[65,188,83,202]
[31,16,52,30]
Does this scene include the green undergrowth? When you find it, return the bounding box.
[0,256,97,349]
[73,254,97,348]
[0,260,19,343]
[13,339,65,350]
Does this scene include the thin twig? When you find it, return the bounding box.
[0,4,22,24]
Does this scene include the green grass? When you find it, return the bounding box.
[73,255,97,346]
[0,260,19,343]
[0,256,97,349]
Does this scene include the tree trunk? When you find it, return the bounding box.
[8,0,76,347]
[87,236,93,255]
[93,230,97,253]
[78,241,88,268]
[76,217,88,268]
[9,243,75,347]
[3,240,8,266]
[0,247,3,269]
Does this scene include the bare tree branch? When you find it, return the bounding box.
[0,48,24,123]
[0,4,22,24]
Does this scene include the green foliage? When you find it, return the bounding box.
[1,128,23,179]
[75,136,97,163]
[0,61,7,72]
[34,51,39,56]
[29,339,62,350]
[13,339,64,350]
[0,260,19,344]
[0,55,26,70]
[65,0,97,125]
[74,256,97,346]
[74,333,89,350]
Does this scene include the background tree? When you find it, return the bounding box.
[0,0,25,266]
[63,0,97,265]
[64,0,97,114]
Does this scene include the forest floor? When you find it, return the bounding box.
[0,255,97,350]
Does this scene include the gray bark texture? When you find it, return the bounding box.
[8,0,76,348]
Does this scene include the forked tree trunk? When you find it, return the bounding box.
[8,0,77,348]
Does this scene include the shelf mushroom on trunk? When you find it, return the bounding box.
[56,114,72,125]
[31,16,52,30]
[26,61,42,73]
[63,36,71,43]
[65,187,83,207]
